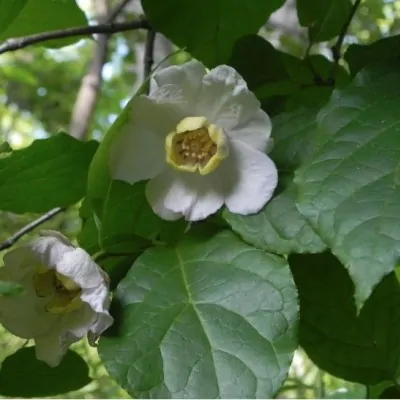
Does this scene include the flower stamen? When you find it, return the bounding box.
[165,116,229,175]
[32,268,83,314]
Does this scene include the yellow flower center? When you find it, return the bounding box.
[32,267,83,314]
[165,116,229,175]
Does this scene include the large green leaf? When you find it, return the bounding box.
[0,0,27,36]
[290,252,400,384]
[296,0,352,42]
[0,347,91,397]
[0,133,98,213]
[295,63,400,309]
[224,107,326,255]
[141,0,285,66]
[99,230,298,398]
[0,0,88,48]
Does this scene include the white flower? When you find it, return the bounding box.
[109,60,278,221]
[0,231,113,367]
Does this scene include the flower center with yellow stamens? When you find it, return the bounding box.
[165,116,229,175]
[32,267,83,314]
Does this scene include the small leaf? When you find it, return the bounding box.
[229,34,288,91]
[290,252,400,385]
[88,97,134,214]
[297,0,353,42]
[0,133,97,213]
[99,230,298,398]
[224,107,326,255]
[0,347,91,397]
[0,142,12,155]
[141,0,285,66]
[101,180,163,251]
[0,0,88,48]
[0,280,24,297]
[295,63,400,308]
[345,35,400,76]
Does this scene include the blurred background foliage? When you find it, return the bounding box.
[0,0,399,398]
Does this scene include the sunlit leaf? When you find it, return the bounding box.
[295,63,400,308]
[100,230,298,398]
[142,0,285,66]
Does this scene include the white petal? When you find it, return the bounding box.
[55,248,105,290]
[146,169,224,221]
[222,140,278,215]
[109,96,176,185]
[228,108,272,151]
[0,264,56,338]
[152,60,206,108]
[30,235,75,270]
[197,65,270,150]
[35,333,64,367]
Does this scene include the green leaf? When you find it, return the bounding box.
[0,141,12,155]
[77,205,100,255]
[88,97,134,214]
[0,280,24,296]
[345,35,400,76]
[141,0,285,66]
[290,252,400,385]
[0,347,91,397]
[224,107,326,255]
[295,63,400,309]
[99,230,298,398]
[0,0,88,48]
[100,180,163,251]
[229,34,288,91]
[0,133,98,213]
[0,0,27,36]
[297,0,353,42]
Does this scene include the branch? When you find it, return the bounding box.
[109,0,132,21]
[144,29,156,94]
[0,207,64,251]
[0,19,150,56]
[330,0,362,78]
[69,0,111,140]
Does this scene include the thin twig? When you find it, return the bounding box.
[330,0,362,79]
[0,19,150,56]
[0,207,64,251]
[144,29,156,94]
[109,0,132,21]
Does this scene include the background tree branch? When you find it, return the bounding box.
[0,19,150,56]
[69,0,111,140]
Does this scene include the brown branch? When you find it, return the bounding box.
[144,29,156,94]
[69,0,135,140]
[69,0,111,140]
[0,19,150,56]
[0,208,65,251]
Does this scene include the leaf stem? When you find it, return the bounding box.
[330,0,362,80]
